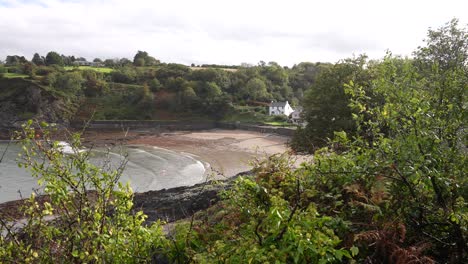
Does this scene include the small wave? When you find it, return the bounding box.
[57,142,85,154]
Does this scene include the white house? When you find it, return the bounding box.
[269,101,294,116]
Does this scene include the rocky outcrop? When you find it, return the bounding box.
[0,78,76,131]
[133,172,249,223]
[0,172,250,223]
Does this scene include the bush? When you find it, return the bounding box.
[175,154,353,263]
[0,121,168,262]
[7,66,21,73]
[36,66,56,76]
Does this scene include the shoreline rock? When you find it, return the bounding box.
[0,171,251,223]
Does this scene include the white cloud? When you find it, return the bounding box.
[0,0,467,66]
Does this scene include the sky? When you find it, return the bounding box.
[0,0,467,66]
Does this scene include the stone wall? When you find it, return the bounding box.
[71,120,297,137]
[71,120,217,131]
[217,122,296,137]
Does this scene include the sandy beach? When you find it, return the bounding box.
[82,129,304,180]
[1,129,311,219]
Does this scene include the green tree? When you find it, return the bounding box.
[104,59,116,67]
[341,52,467,262]
[31,53,45,66]
[22,62,36,77]
[45,51,64,66]
[5,55,27,65]
[149,78,162,92]
[295,55,371,151]
[111,67,137,83]
[244,77,269,101]
[82,70,108,97]
[134,57,145,67]
[414,18,467,72]
[50,71,84,94]
[133,51,159,67]
[202,81,222,99]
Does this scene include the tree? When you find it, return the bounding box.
[93,58,102,63]
[296,55,371,150]
[149,78,162,92]
[134,57,145,67]
[111,67,137,83]
[288,62,331,100]
[103,59,116,67]
[50,71,84,94]
[45,51,64,66]
[133,51,159,67]
[61,55,73,66]
[31,53,45,66]
[244,77,268,101]
[82,70,108,97]
[119,58,132,66]
[342,52,467,262]
[22,62,36,77]
[5,55,27,65]
[414,18,468,72]
[202,82,222,99]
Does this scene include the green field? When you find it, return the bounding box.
[64,66,114,73]
[2,73,29,79]
[262,121,296,127]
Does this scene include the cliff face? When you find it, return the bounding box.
[0,78,77,130]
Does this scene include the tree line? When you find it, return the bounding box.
[0,18,466,263]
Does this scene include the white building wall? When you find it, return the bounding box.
[269,102,294,116]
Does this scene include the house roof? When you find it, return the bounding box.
[270,101,287,107]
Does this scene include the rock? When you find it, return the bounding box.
[0,78,77,129]
[133,172,250,223]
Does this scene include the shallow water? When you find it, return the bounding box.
[0,142,205,203]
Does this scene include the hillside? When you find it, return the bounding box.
[0,78,78,129]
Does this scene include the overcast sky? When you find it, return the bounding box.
[0,0,467,66]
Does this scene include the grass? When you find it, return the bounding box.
[2,73,29,79]
[190,67,238,72]
[64,66,114,73]
[262,121,294,127]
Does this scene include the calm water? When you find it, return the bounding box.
[0,142,205,203]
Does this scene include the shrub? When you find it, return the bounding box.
[0,121,168,262]
[175,154,353,263]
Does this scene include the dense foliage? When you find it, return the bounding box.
[0,19,466,263]
[0,122,168,263]
[292,19,467,153]
[1,50,331,122]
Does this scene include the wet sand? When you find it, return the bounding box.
[126,129,295,179]
[81,129,307,179]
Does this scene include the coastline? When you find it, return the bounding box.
[1,128,310,220]
[80,128,297,179]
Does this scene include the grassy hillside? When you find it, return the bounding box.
[64,66,114,73]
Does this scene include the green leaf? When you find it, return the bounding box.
[350,246,359,257]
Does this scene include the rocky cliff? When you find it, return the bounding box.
[0,78,77,132]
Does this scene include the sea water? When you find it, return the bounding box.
[0,142,206,203]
